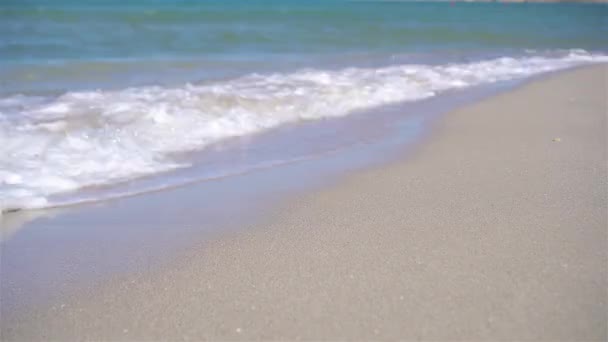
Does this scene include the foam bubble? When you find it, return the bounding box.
[1,50,606,213]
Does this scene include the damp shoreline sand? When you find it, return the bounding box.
[1,65,607,341]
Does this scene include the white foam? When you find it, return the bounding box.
[1,50,606,212]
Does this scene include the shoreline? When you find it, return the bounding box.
[3,51,607,215]
[2,65,607,340]
[0,64,575,220]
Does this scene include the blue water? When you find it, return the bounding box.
[0,0,607,212]
[2,1,607,93]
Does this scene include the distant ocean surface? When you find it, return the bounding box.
[1,0,607,213]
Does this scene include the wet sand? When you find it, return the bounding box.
[2,65,607,341]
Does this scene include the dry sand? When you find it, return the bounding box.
[2,65,607,341]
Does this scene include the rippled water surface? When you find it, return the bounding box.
[1,0,607,212]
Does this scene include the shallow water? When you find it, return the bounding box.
[1,1,607,213]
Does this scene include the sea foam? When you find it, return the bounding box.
[1,50,606,213]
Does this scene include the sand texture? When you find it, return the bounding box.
[2,65,607,341]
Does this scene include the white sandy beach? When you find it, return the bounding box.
[1,65,607,341]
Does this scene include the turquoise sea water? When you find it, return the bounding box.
[2,1,607,92]
[1,1,607,212]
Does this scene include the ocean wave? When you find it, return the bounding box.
[1,49,606,214]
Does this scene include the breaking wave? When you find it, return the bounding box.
[1,50,606,213]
